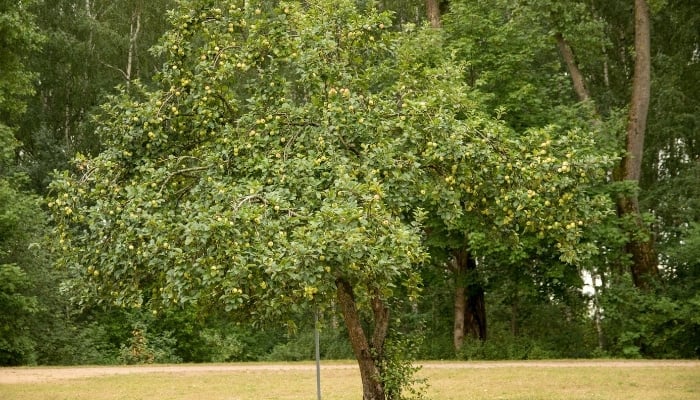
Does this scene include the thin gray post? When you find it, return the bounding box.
[315,308,322,400]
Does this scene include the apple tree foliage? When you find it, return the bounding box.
[434,0,619,292]
[51,0,432,318]
[50,0,615,395]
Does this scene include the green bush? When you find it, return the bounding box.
[199,329,246,362]
[118,323,181,364]
[36,321,120,365]
[0,264,38,365]
[379,330,427,400]
[264,330,315,361]
[600,279,700,358]
[319,325,354,360]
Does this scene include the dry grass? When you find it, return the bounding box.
[421,361,700,400]
[1,360,698,400]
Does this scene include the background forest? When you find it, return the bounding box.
[1,0,698,368]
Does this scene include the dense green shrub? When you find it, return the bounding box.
[600,279,700,358]
[118,323,181,364]
[199,329,246,362]
[263,323,354,361]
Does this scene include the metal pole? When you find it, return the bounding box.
[315,307,322,400]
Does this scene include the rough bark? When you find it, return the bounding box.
[452,264,466,351]
[618,0,659,289]
[451,249,486,352]
[370,288,390,361]
[624,0,652,184]
[618,194,659,289]
[425,0,442,28]
[335,278,386,400]
[555,32,590,102]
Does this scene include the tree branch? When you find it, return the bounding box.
[158,166,209,194]
[99,60,129,81]
[555,32,590,102]
[232,194,267,213]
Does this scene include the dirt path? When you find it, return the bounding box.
[1,360,698,384]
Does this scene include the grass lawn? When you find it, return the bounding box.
[1,360,698,399]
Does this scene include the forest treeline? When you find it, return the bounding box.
[1,0,698,376]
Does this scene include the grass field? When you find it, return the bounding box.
[1,360,699,399]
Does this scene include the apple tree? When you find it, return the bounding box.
[50,0,616,396]
[50,1,430,398]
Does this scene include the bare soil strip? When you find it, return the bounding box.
[1,360,698,384]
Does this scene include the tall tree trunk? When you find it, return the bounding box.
[554,1,659,289]
[618,0,659,289]
[451,249,486,352]
[126,5,142,86]
[425,0,442,28]
[336,278,387,400]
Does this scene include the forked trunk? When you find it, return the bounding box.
[335,278,387,400]
[451,249,486,352]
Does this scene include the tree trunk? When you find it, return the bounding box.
[425,0,442,28]
[555,32,590,102]
[370,288,390,361]
[590,274,605,350]
[451,249,486,352]
[554,0,659,289]
[126,5,142,86]
[464,253,486,340]
[618,0,659,289]
[624,0,652,185]
[335,278,387,400]
[423,0,491,351]
[452,264,466,351]
[510,300,518,336]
